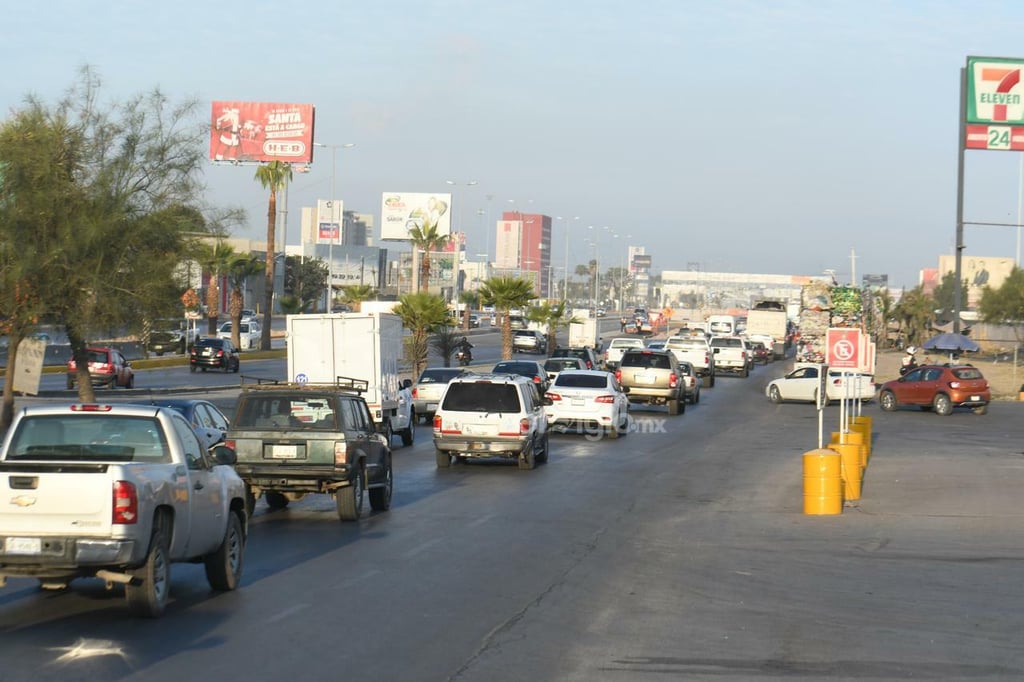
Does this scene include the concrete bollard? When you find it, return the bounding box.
[803,449,842,515]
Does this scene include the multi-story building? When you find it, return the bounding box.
[494,212,552,297]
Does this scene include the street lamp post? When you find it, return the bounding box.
[314,141,355,311]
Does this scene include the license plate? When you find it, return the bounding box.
[5,537,42,555]
[969,395,980,401]
[633,373,655,384]
[469,442,486,450]
[427,403,437,411]
[571,398,585,406]
[270,445,298,459]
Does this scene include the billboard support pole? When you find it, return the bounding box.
[954,66,967,336]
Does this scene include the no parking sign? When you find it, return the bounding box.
[826,328,862,370]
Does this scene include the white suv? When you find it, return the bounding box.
[433,374,551,470]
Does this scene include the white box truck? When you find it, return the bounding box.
[568,319,598,349]
[285,312,415,447]
[746,301,789,360]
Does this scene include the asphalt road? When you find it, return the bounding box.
[2,342,1024,681]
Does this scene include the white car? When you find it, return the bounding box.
[545,370,630,439]
[765,363,876,405]
[543,356,586,382]
[217,320,261,350]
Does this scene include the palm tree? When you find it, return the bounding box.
[393,292,450,377]
[479,276,537,360]
[429,325,461,368]
[195,240,236,335]
[340,284,377,312]
[892,285,935,348]
[227,254,264,347]
[408,223,450,292]
[459,290,480,330]
[528,300,569,355]
[254,161,292,350]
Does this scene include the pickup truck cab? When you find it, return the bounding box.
[709,335,750,377]
[0,403,247,618]
[665,336,716,387]
[603,337,646,370]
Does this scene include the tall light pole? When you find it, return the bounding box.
[314,142,355,311]
[445,180,478,302]
[557,216,579,304]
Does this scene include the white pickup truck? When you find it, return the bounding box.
[0,403,248,618]
[603,337,646,370]
[709,335,750,377]
[665,336,717,387]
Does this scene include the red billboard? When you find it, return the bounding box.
[210,101,315,164]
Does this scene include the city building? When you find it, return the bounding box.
[495,212,552,297]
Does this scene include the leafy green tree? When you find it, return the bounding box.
[254,160,292,349]
[459,290,480,330]
[408,223,450,291]
[0,68,206,408]
[227,254,264,345]
[528,300,569,355]
[284,255,328,312]
[479,276,537,359]
[277,294,309,314]
[340,284,377,312]
[979,266,1024,346]
[932,271,967,319]
[393,292,449,377]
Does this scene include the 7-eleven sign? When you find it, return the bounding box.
[967,57,1024,125]
[826,327,862,370]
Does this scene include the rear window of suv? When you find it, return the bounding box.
[442,382,522,413]
[621,352,671,369]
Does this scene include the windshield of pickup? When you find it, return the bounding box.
[5,415,170,462]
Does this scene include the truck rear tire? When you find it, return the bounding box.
[435,449,451,468]
[204,512,245,591]
[265,491,289,509]
[368,455,393,511]
[707,372,715,387]
[667,398,680,416]
[126,527,170,618]
[400,414,414,447]
[336,470,364,521]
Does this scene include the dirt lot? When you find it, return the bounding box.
[874,348,1024,401]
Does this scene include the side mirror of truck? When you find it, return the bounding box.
[211,444,237,466]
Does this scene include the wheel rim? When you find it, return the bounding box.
[227,523,242,574]
[770,386,781,403]
[152,546,169,601]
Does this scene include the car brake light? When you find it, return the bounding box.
[614,370,622,382]
[225,439,235,450]
[113,480,138,524]
[71,404,114,412]
[334,441,347,465]
[595,395,615,403]
[547,392,562,401]
[669,373,678,388]
[519,418,530,434]
[533,376,541,383]
[411,387,418,399]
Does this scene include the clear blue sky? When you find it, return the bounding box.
[6,0,1024,289]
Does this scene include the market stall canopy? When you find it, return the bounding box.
[922,332,980,361]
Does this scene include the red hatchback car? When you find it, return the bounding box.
[878,364,990,416]
[66,346,135,390]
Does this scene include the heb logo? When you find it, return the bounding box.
[263,140,307,157]
[826,327,861,369]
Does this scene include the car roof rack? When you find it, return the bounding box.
[239,375,368,394]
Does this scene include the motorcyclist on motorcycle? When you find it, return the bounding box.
[899,346,918,375]
[456,336,474,364]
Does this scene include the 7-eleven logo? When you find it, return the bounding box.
[970,59,1024,123]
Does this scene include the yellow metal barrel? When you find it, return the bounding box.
[803,449,842,515]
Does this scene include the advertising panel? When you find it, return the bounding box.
[317,199,343,245]
[937,254,1015,307]
[209,101,315,163]
[380,192,452,241]
[966,57,1024,125]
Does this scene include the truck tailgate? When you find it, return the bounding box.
[0,464,114,535]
